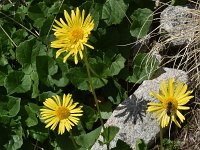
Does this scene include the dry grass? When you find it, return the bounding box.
[177,106,200,150]
[131,1,200,149]
[153,2,200,150]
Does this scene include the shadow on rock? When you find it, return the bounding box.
[115,94,148,124]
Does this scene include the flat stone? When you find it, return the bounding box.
[160,6,198,46]
[92,68,189,150]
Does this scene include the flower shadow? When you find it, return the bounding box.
[115,94,148,124]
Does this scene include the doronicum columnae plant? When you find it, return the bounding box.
[51,8,94,64]
[147,78,193,150]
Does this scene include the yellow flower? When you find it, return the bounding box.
[51,7,94,64]
[147,78,193,128]
[40,94,83,135]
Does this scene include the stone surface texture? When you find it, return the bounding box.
[160,6,198,46]
[92,68,189,150]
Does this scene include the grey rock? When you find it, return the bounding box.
[92,68,189,150]
[160,6,197,46]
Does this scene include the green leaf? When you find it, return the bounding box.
[28,2,46,20]
[11,29,28,45]
[75,126,102,149]
[95,27,120,48]
[4,132,23,150]
[36,56,48,85]
[0,71,6,86]
[24,109,38,127]
[0,96,20,118]
[16,39,47,73]
[81,105,98,130]
[50,140,62,150]
[111,139,131,150]
[28,124,49,142]
[103,80,127,104]
[99,101,112,119]
[89,52,125,78]
[36,56,58,86]
[48,1,62,15]
[25,103,41,127]
[91,3,103,30]
[66,67,107,90]
[0,55,8,66]
[136,139,147,150]
[34,18,46,28]
[130,8,153,38]
[101,126,119,144]
[127,53,159,83]
[4,71,32,94]
[4,118,23,150]
[21,75,32,91]
[7,96,21,117]
[39,91,56,102]
[54,133,75,150]
[40,17,54,38]
[31,71,39,98]
[102,0,128,25]
[16,38,35,68]
[103,54,126,76]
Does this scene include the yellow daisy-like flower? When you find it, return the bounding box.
[147,78,193,128]
[51,7,94,64]
[40,94,83,135]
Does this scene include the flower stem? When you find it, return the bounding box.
[69,131,78,150]
[83,50,109,150]
[160,126,163,150]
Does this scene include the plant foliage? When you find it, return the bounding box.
[0,0,159,149]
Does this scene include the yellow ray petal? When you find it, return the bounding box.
[177,106,190,110]
[176,110,185,122]
[171,115,181,128]
[150,91,164,102]
[160,80,168,97]
[168,78,175,97]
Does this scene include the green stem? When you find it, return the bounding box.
[69,131,78,150]
[160,126,163,150]
[83,50,109,150]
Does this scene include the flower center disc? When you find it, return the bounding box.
[56,107,70,120]
[164,97,178,111]
[71,28,84,42]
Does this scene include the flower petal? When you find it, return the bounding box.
[168,78,175,97]
[176,110,185,122]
